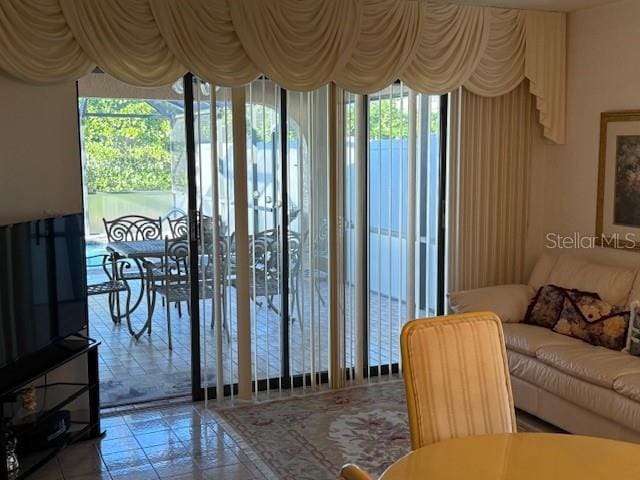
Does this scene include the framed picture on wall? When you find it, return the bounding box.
[597,110,640,250]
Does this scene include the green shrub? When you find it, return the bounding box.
[81,99,173,194]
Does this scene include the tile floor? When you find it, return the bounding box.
[30,403,270,480]
[24,383,561,480]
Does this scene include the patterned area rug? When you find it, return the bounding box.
[215,380,557,480]
[217,381,409,480]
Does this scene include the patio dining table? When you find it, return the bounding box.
[106,238,231,340]
[379,433,640,479]
[106,239,169,339]
[107,239,167,259]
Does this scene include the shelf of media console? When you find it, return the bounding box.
[10,419,98,480]
[0,338,101,480]
[0,338,98,399]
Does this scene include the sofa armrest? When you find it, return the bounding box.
[448,284,535,323]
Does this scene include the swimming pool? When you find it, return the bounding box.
[85,242,107,268]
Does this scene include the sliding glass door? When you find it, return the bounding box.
[342,85,444,380]
[189,77,331,399]
[285,88,331,388]
[78,73,191,406]
[188,81,444,398]
[79,72,445,405]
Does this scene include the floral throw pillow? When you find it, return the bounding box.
[524,285,567,328]
[553,291,629,351]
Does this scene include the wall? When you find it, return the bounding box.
[0,73,89,412]
[527,0,640,270]
[0,72,82,223]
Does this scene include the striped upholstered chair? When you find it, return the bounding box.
[400,312,516,450]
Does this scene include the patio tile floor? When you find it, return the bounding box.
[88,268,406,407]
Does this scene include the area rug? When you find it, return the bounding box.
[214,380,555,480]
[216,380,409,480]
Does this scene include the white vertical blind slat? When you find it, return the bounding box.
[209,86,225,402]
[222,94,235,399]
[386,85,393,373]
[231,87,253,400]
[407,88,417,327]
[354,94,366,383]
[248,83,259,395]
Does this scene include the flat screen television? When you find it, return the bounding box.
[0,213,88,369]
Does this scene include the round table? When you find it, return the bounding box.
[380,433,640,479]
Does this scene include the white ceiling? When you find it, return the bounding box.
[442,0,622,12]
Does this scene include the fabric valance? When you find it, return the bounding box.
[0,0,566,143]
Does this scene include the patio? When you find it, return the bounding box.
[89,265,405,406]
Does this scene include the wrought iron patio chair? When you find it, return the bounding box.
[202,235,232,339]
[102,214,164,277]
[167,213,221,240]
[144,237,216,350]
[162,207,186,236]
[103,214,164,311]
[103,214,163,243]
[167,214,188,239]
[233,229,302,327]
[163,211,195,317]
[167,213,235,280]
[166,213,233,318]
[312,218,329,305]
[86,253,132,331]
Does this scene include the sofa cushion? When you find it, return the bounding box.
[508,350,640,433]
[613,373,640,403]
[448,284,534,323]
[536,343,640,389]
[528,252,558,291]
[502,323,583,357]
[547,256,635,306]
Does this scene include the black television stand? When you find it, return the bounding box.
[0,338,102,479]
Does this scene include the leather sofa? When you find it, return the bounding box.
[450,253,640,442]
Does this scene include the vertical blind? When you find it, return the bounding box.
[447,82,533,293]
[196,79,442,398]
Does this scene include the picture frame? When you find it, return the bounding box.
[596,110,640,251]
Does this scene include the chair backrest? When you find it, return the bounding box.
[103,215,163,242]
[163,207,186,220]
[203,237,230,282]
[167,213,219,240]
[167,214,188,238]
[163,237,190,281]
[249,229,278,278]
[163,208,186,236]
[249,229,302,286]
[400,312,516,450]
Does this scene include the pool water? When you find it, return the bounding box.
[85,242,107,268]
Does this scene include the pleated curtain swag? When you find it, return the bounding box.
[0,0,566,143]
